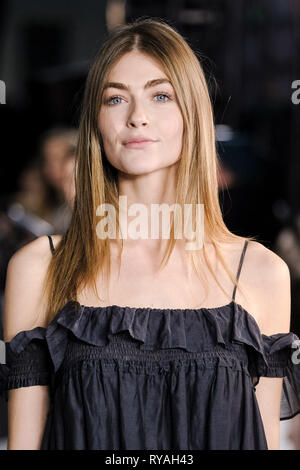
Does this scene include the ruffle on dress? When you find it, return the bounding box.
[0,328,52,402]
[1,299,300,420]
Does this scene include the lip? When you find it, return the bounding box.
[123,136,156,144]
[123,138,157,149]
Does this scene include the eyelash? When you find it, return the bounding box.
[104,92,172,105]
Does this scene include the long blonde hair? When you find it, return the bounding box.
[41,18,257,325]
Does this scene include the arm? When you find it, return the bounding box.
[7,387,50,450]
[253,249,291,450]
[3,236,53,450]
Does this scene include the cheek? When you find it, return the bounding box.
[99,114,118,145]
[160,110,183,141]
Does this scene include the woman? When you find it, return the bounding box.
[1,18,300,450]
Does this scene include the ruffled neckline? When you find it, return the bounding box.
[73,300,236,313]
[4,299,299,377]
[2,298,300,422]
[57,299,276,346]
[62,299,259,329]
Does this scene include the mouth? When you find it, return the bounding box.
[123,140,157,149]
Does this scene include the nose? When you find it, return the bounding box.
[127,100,149,128]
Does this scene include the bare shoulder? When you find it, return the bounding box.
[3,235,63,342]
[7,234,63,270]
[245,240,290,288]
[236,240,291,335]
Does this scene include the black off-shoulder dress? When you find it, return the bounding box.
[1,237,300,450]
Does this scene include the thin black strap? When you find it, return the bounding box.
[47,235,55,255]
[232,240,248,301]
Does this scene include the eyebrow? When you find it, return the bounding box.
[103,78,172,91]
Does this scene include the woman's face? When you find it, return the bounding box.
[98,50,183,176]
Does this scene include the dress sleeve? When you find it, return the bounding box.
[250,332,300,421]
[0,328,52,403]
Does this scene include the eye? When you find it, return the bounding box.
[105,96,124,105]
[104,92,172,106]
[154,93,171,102]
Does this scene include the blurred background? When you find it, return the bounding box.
[0,0,300,450]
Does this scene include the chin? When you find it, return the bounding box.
[115,155,179,176]
[118,159,162,175]
[128,160,174,174]
[122,167,160,176]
